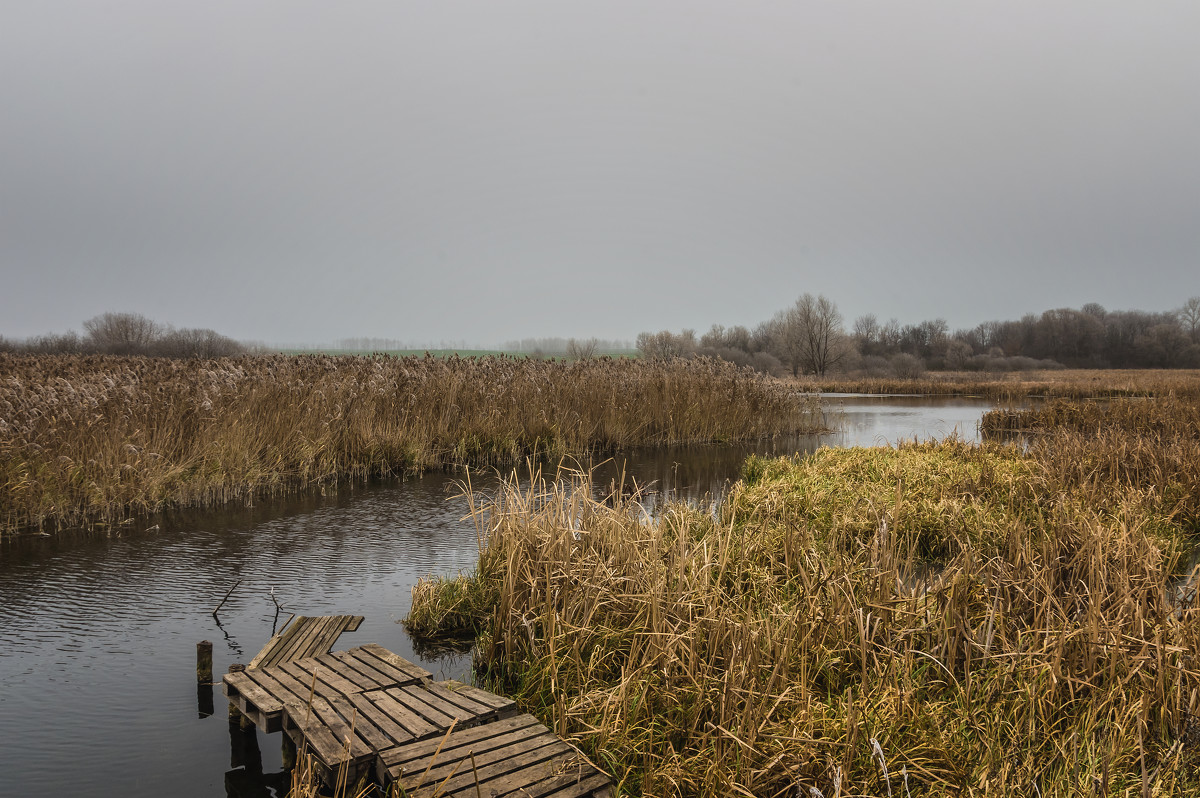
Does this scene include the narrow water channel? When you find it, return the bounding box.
[0,395,995,797]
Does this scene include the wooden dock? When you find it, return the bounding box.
[223,619,610,797]
[247,614,364,669]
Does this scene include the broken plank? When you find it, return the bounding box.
[248,615,308,669]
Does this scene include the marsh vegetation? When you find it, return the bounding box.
[800,368,1200,401]
[409,387,1200,796]
[0,353,821,534]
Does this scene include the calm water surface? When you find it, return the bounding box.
[0,395,995,797]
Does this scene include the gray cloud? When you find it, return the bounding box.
[2,2,1197,344]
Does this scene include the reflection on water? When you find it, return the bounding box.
[0,395,995,797]
[822,394,993,447]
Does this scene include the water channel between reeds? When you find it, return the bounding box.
[0,395,996,798]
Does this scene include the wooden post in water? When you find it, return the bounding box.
[227,663,247,724]
[197,640,213,683]
[281,733,297,772]
[197,683,215,719]
[351,768,372,797]
[229,719,262,773]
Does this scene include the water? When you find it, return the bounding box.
[0,395,995,797]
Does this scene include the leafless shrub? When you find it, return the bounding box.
[153,328,244,358]
[636,329,697,360]
[83,312,164,355]
[890,353,924,379]
[566,338,599,360]
[750,351,784,376]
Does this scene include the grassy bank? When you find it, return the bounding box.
[798,368,1200,400]
[0,353,821,534]
[410,398,1200,796]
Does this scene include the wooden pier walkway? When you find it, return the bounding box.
[223,618,610,797]
[247,614,364,669]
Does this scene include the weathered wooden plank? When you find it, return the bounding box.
[316,615,362,653]
[280,658,363,699]
[279,696,347,766]
[234,637,608,798]
[252,615,366,670]
[248,615,308,669]
[260,618,315,669]
[359,642,433,681]
[390,728,557,786]
[343,647,423,687]
[398,683,482,725]
[421,680,496,716]
[531,771,613,798]
[312,652,382,692]
[403,738,572,797]
[301,693,375,762]
[283,616,332,660]
[366,689,441,740]
[347,692,418,747]
[330,649,393,688]
[325,692,394,754]
[277,616,337,665]
[380,714,546,774]
[242,667,314,708]
[456,748,580,797]
[426,734,569,782]
[438,679,518,713]
[223,670,284,715]
[389,685,458,728]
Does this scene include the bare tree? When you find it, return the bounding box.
[155,328,245,358]
[773,294,847,376]
[1179,296,1200,343]
[853,314,880,355]
[566,337,599,359]
[636,329,697,360]
[83,312,163,355]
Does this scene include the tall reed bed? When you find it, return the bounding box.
[800,369,1200,400]
[982,396,1200,530]
[412,435,1200,796]
[0,353,821,534]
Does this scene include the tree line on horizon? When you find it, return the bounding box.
[637,295,1200,377]
[0,312,245,358]
[7,299,1200,373]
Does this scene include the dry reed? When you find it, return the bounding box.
[799,369,1200,400]
[982,395,1200,531]
[413,407,1200,795]
[0,353,822,534]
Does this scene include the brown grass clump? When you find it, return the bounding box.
[416,431,1200,796]
[0,353,822,534]
[982,395,1200,531]
[800,369,1200,400]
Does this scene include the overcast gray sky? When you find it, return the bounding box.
[2,2,1198,346]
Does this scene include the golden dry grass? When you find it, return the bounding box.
[412,395,1200,796]
[798,369,1200,400]
[0,353,822,534]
